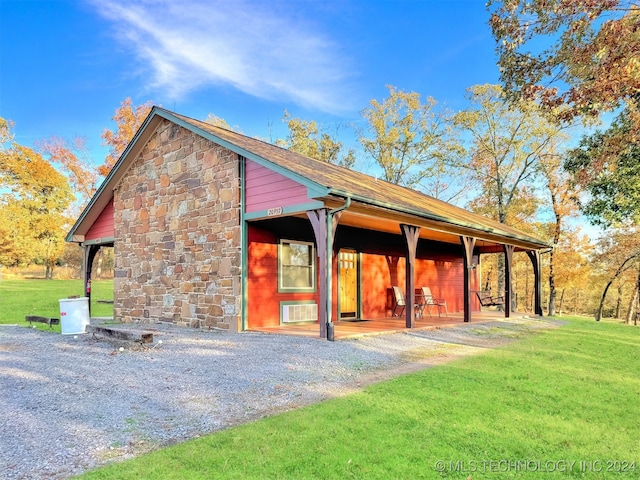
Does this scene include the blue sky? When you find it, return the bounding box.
[1,0,499,164]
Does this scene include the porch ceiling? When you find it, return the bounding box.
[319,198,543,252]
[338,210,460,245]
[284,207,536,252]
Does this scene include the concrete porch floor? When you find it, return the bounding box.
[250,310,532,340]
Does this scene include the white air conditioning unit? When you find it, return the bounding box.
[281,303,318,323]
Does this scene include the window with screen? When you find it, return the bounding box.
[279,240,315,292]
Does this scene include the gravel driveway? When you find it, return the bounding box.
[0,317,562,479]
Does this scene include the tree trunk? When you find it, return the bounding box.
[548,289,556,316]
[548,202,561,316]
[548,247,556,316]
[625,286,638,325]
[596,281,614,321]
[96,249,104,279]
[483,265,492,291]
[596,252,640,321]
[558,288,565,315]
[615,284,623,319]
[525,271,530,312]
[624,265,640,325]
[497,254,505,297]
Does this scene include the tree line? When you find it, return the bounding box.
[1,0,637,322]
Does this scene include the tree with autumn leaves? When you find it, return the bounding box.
[357,85,464,201]
[452,84,563,226]
[488,0,640,320]
[0,119,73,277]
[38,98,152,207]
[100,98,153,177]
[449,84,587,316]
[37,136,98,206]
[276,110,356,168]
[488,0,640,227]
[0,98,152,277]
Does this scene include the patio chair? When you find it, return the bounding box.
[392,286,425,318]
[420,286,448,317]
[414,289,426,318]
[392,286,406,316]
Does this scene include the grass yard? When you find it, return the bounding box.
[0,279,114,331]
[77,316,639,479]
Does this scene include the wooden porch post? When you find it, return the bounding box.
[83,244,101,316]
[503,244,515,318]
[307,209,329,339]
[400,224,420,328]
[308,206,346,340]
[461,236,477,323]
[526,250,543,316]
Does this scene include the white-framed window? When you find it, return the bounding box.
[278,240,315,292]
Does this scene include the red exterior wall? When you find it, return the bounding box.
[360,253,397,318]
[85,199,114,241]
[359,253,476,317]
[245,159,310,213]
[247,224,322,328]
[247,220,480,327]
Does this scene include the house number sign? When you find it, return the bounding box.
[267,207,283,216]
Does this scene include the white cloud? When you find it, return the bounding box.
[92,0,355,113]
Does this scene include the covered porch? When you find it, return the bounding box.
[245,194,546,340]
[251,310,532,340]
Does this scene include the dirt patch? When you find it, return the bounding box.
[351,344,479,388]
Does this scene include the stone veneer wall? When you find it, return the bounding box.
[113,119,241,331]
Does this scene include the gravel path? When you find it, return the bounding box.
[0,317,563,479]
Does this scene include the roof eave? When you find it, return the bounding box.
[157,109,331,198]
[67,107,331,243]
[326,190,549,250]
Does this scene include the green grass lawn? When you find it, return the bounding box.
[0,278,114,331]
[76,316,639,479]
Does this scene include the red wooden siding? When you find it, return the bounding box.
[245,159,311,213]
[247,221,481,328]
[360,253,478,318]
[247,224,321,328]
[85,199,114,241]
